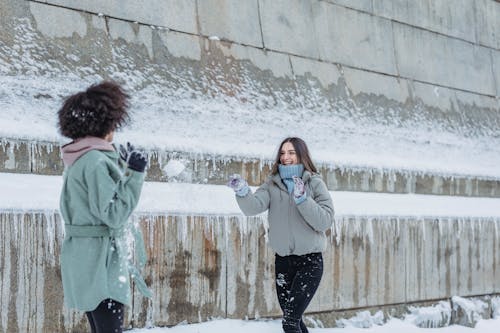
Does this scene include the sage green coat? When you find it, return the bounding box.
[59,149,148,311]
[236,171,334,256]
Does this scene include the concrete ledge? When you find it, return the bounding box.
[1,211,499,332]
[2,139,500,197]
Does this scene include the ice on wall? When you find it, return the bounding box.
[336,310,384,328]
[406,301,451,328]
[451,296,489,327]
[492,297,500,319]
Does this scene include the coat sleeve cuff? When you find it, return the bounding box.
[294,194,307,205]
[235,185,250,197]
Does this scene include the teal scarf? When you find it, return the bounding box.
[278,164,304,193]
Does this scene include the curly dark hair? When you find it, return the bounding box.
[58,81,130,139]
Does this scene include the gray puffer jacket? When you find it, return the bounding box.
[236,171,334,256]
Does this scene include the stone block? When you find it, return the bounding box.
[492,49,500,97]
[373,0,476,44]
[474,0,500,50]
[198,0,263,47]
[290,56,341,89]
[107,18,153,59]
[393,22,495,96]
[44,0,198,33]
[29,1,88,38]
[158,30,202,61]
[343,67,409,103]
[218,43,293,79]
[313,2,397,75]
[259,0,320,59]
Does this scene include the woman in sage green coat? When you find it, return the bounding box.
[58,81,151,333]
[227,137,334,333]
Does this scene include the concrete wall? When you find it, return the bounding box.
[22,0,499,98]
[1,0,500,332]
[1,212,499,332]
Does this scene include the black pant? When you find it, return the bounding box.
[86,299,124,333]
[275,253,323,333]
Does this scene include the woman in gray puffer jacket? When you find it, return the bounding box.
[227,137,334,333]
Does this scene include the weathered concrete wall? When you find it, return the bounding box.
[21,0,499,97]
[0,0,498,138]
[2,138,500,197]
[1,212,499,332]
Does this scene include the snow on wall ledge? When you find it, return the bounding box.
[3,138,500,197]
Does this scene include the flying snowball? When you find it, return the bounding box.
[163,160,186,178]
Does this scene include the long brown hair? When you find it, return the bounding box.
[270,137,318,175]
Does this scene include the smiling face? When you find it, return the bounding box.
[280,142,299,165]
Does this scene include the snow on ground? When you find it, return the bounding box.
[127,317,500,333]
[2,172,500,218]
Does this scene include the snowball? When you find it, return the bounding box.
[163,160,186,178]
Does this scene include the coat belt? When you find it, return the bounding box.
[63,223,152,298]
[64,224,124,238]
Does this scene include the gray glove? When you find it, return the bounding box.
[227,174,249,196]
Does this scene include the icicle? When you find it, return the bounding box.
[365,217,374,244]
[332,217,340,246]
[0,213,12,332]
[421,217,426,242]
[43,210,57,266]
[145,297,154,328]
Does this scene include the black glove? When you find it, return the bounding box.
[128,150,148,173]
[119,142,135,162]
[119,142,147,172]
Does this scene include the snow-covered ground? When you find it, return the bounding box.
[127,317,500,333]
[128,297,500,332]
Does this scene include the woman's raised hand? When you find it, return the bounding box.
[227,174,249,197]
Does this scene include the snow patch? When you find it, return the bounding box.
[336,310,384,328]
[406,301,451,328]
[492,297,500,319]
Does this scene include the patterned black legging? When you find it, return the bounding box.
[86,299,124,333]
[275,252,323,333]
